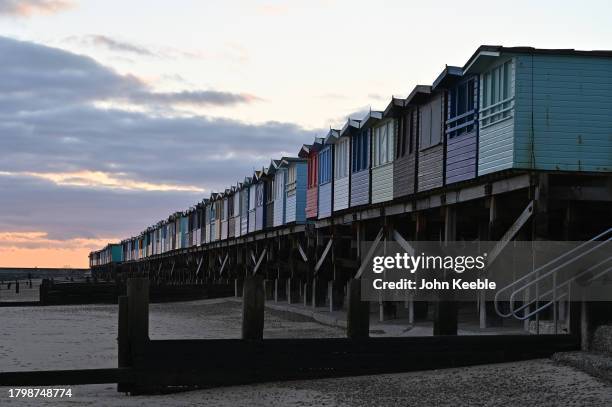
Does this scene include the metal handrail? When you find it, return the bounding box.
[494,227,612,319]
[507,256,612,320]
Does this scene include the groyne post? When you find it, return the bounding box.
[347,279,369,339]
[242,275,265,340]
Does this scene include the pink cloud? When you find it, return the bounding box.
[0,0,73,17]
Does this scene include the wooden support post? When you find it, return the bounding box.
[312,278,326,308]
[534,173,549,240]
[413,213,429,319]
[117,295,130,393]
[347,279,369,339]
[480,196,504,329]
[263,279,274,301]
[303,281,312,307]
[127,278,149,347]
[274,278,286,302]
[286,250,300,304]
[433,206,458,336]
[328,280,344,312]
[379,218,397,321]
[242,275,265,340]
[234,278,243,298]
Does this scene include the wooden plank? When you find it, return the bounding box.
[488,200,534,265]
[314,239,333,275]
[298,243,308,262]
[218,254,229,276]
[252,248,267,275]
[0,368,131,386]
[0,335,578,388]
[392,228,415,256]
[354,227,384,279]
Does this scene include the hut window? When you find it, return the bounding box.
[396,114,409,159]
[228,196,234,217]
[419,95,443,150]
[216,201,223,219]
[308,154,318,187]
[480,59,514,128]
[275,173,284,199]
[287,165,297,196]
[319,147,332,185]
[265,179,273,203]
[256,184,264,206]
[447,78,477,138]
[373,120,394,166]
[242,190,249,215]
[352,130,369,172]
[249,187,256,210]
[233,193,239,216]
[334,138,349,179]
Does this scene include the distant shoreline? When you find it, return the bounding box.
[0,267,89,280]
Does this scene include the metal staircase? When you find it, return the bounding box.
[494,228,612,334]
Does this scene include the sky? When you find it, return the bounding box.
[1,0,611,268]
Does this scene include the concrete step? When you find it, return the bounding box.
[592,325,612,354]
[553,351,612,384]
[528,320,570,334]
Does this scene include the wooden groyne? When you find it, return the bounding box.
[0,278,579,394]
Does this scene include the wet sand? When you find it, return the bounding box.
[1,299,611,406]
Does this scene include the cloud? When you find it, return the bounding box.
[63,35,249,64]
[0,171,205,192]
[0,36,319,261]
[0,0,72,16]
[128,90,261,107]
[0,36,259,112]
[0,231,111,250]
[257,4,290,16]
[71,34,157,57]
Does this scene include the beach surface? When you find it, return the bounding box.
[1,299,611,406]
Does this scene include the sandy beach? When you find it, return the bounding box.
[1,299,611,406]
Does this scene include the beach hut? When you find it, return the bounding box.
[318,132,335,219]
[391,93,418,199]
[231,184,240,237]
[334,119,359,211]
[159,223,165,254]
[267,160,284,227]
[351,112,380,207]
[180,213,189,249]
[228,187,237,238]
[300,138,324,219]
[413,85,445,192]
[463,45,612,174]
[215,194,223,241]
[432,66,479,184]
[120,239,128,262]
[248,174,258,234]
[203,200,210,244]
[207,194,217,242]
[284,157,307,224]
[136,234,143,259]
[133,236,139,260]
[264,163,278,229]
[221,190,229,240]
[102,243,122,264]
[254,170,266,232]
[195,201,205,246]
[241,178,251,235]
[371,109,395,204]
